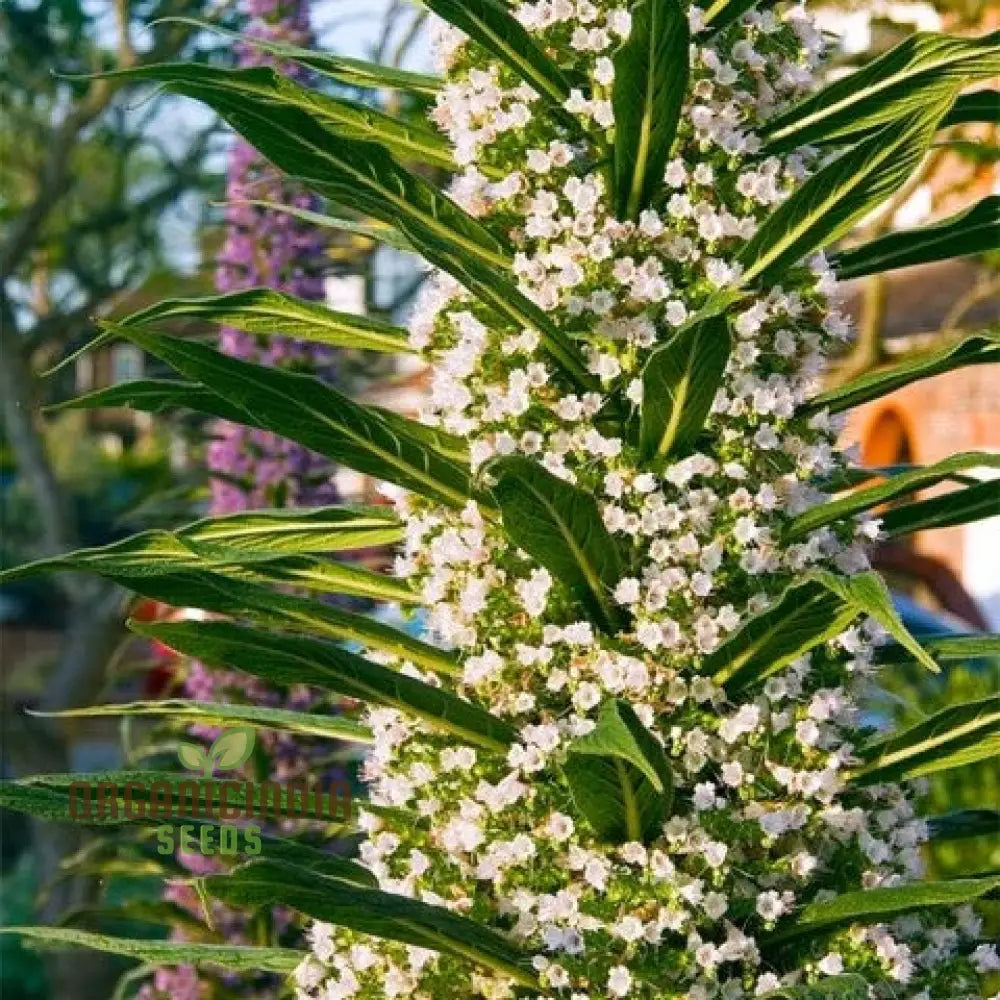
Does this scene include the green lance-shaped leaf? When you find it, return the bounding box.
[419,232,596,392]
[612,0,689,219]
[110,68,591,390]
[640,315,731,464]
[563,699,673,843]
[101,568,457,677]
[942,89,1000,128]
[928,809,1000,842]
[489,456,626,634]
[108,63,456,171]
[205,860,540,988]
[0,772,375,850]
[831,196,1000,280]
[848,694,1000,785]
[122,288,413,354]
[698,0,776,35]
[109,65,509,272]
[0,927,304,975]
[807,570,939,672]
[132,620,517,753]
[174,504,404,558]
[765,875,1000,946]
[759,977,870,1000]
[707,570,937,691]
[156,16,442,94]
[234,200,414,253]
[0,775,379,881]
[108,324,473,509]
[0,528,416,606]
[705,580,855,690]
[874,633,1000,667]
[423,0,577,109]
[804,332,1000,415]
[35,701,374,746]
[233,555,419,604]
[760,31,1000,152]
[879,478,1000,538]
[934,137,1000,165]
[48,379,256,424]
[738,104,948,288]
[784,451,1000,540]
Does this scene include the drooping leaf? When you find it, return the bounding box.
[563,699,673,843]
[831,196,1000,280]
[108,568,458,676]
[156,16,442,94]
[106,324,473,508]
[0,927,304,974]
[0,776,376,881]
[231,555,419,604]
[874,633,1000,667]
[35,701,373,745]
[934,137,1000,165]
[48,379,254,424]
[849,694,1000,785]
[942,89,1000,127]
[879,479,1000,537]
[803,332,1000,415]
[759,976,870,1000]
[175,505,404,557]
[108,69,594,388]
[639,315,731,464]
[707,570,937,691]
[927,809,1000,842]
[107,62,455,169]
[765,876,1000,945]
[612,0,689,219]
[784,451,1000,539]
[423,0,577,108]
[760,31,1000,152]
[122,288,413,354]
[0,528,417,605]
[234,200,414,253]
[739,105,949,287]
[132,620,517,753]
[808,570,939,672]
[489,457,625,633]
[0,772,367,841]
[205,859,539,987]
[817,462,983,492]
[107,65,510,274]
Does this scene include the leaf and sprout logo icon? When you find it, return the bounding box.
[177,726,256,779]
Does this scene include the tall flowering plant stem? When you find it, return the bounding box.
[3,6,1000,1000]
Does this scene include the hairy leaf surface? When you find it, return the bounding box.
[133,621,516,752]
[564,699,673,843]
[490,457,625,633]
[831,196,1000,279]
[613,0,689,218]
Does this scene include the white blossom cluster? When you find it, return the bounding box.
[294,3,989,998]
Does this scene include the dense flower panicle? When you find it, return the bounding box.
[295,3,989,999]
